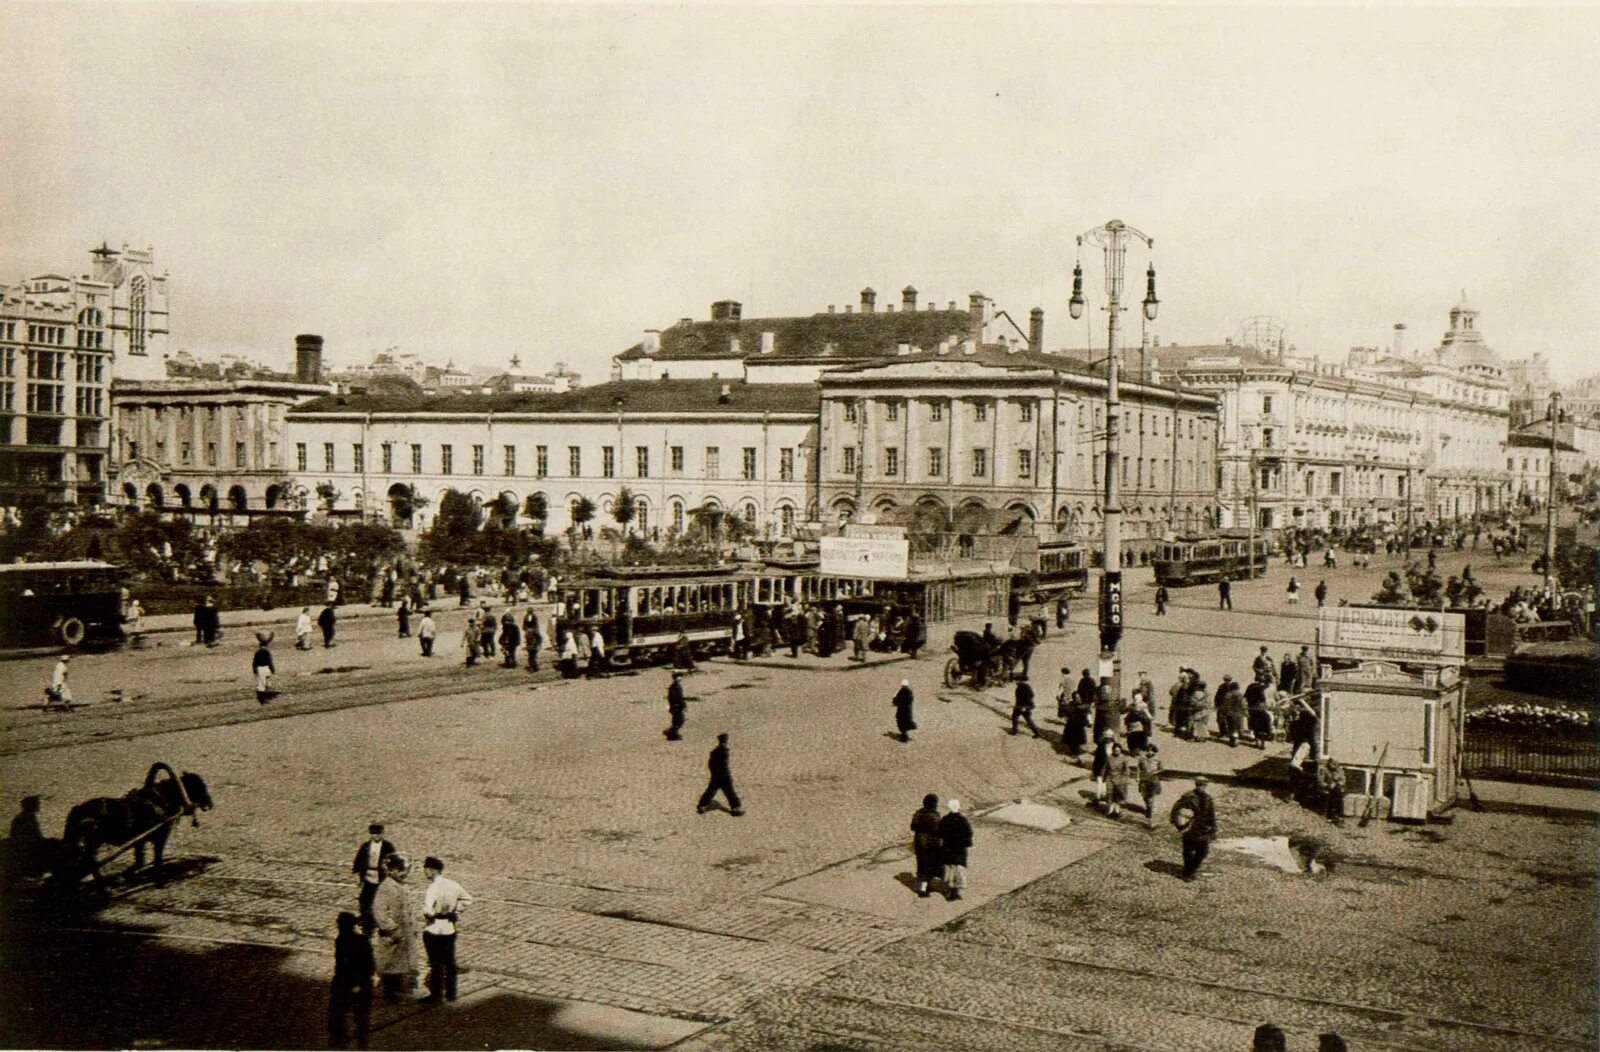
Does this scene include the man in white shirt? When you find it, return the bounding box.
[46,655,72,709]
[420,855,472,1003]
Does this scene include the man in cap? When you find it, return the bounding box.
[1169,776,1219,881]
[420,856,472,1004]
[696,733,744,816]
[664,671,687,741]
[352,823,396,926]
[1010,675,1042,738]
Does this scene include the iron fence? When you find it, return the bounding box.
[1463,726,1600,787]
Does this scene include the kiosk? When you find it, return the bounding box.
[1316,608,1467,821]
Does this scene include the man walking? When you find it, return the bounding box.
[45,654,73,710]
[477,603,497,659]
[420,856,472,1004]
[1010,676,1042,738]
[352,823,396,926]
[891,680,916,743]
[417,610,436,657]
[909,793,943,898]
[296,607,314,650]
[936,799,973,901]
[327,911,374,1049]
[1154,583,1169,616]
[1218,575,1233,611]
[664,671,687,741]
[1314,579,1329,608]
[499,611,521,669]
[1169,776,1218,881]
[696,733,744,816]
[318,603,338,648]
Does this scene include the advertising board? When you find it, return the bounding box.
[1318,607,1466,664]
[819,536,910,580]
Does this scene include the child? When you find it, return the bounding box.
[1137,744,1163,829]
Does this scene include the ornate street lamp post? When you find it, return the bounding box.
[1070,220,1158,702]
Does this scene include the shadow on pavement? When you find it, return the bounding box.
[0,918,686,1050]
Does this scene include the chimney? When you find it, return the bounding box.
[760,331,775,355]
[642,329,661,354]
[827,304,836,314]
[860,287,876,313]
[886,304,895,313]
[1392,322,1407,358]
[947,301,956,311]
[718,383,732,403]
[295,334,324,384]
[962,339,977,355]
[902,286,918,311]
[711,300,742,322]
[1028,307,1045,355]
[896,342,912,356]
[679,317,693,327]
[845,304,853,314]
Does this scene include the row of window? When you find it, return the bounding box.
[839,445,1009,479]
[292,441,800,481]
[840,397,1205,440]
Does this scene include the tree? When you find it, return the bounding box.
[491,492,520,529]
[421,489,485,563]
[570,497,596,530]
[686,503,724,542]
[612,488,637,531]
[523,492,549,534]
[315,482,341,513]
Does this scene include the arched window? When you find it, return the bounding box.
[671,500,684,534]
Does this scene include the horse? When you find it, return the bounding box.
[61,763,213,887]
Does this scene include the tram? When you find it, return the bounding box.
[1152,533,1271,587]
[1010,541,1090,605]
[552,563,877,665]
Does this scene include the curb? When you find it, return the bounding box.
[714,653,913,674]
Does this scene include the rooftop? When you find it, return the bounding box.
[288,379,821,417]
[617,307,981,363]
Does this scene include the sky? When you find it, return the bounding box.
[3,4,1598,383]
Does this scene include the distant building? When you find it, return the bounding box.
[613,288,1047,384]
[284,379,817,536]
[815,345,1219,549]
[478,358,581,394]
[0,243,170,508]
[110,335,331,519]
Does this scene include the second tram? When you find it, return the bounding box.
[1152,533,1271,587]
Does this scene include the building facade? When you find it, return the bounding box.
[0,244,170,508]
[815,347,1220,546]
[283,380,819,538]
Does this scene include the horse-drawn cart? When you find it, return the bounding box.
[3,763,214,892]
[943,628,1042,689]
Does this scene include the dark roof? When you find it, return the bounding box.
[617,309,979,362]
[288,379,820,417]
[826,344,1103,377]
[1054,343,1276,373]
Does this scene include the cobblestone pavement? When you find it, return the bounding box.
[2,549,1592,1049]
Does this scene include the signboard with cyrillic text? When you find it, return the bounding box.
[819,536,910,580]
[1318,608,1465,663]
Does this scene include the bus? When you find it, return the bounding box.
[1152,534,1271,587]
[0,561,129,649]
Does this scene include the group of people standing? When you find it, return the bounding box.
[908,793,974,900]
[329,824,473,1048]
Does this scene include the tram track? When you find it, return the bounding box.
[56,851,1591,1052]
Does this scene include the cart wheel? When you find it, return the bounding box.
[943,658,960,688]
[57,617,86,647]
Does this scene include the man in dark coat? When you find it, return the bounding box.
[352,823,397,925]
[328,910,374,1050]
[193,599,208,645]
[900,612,926,659]
[1154,584,1169,616]
[1314,579,1329,607]
[696,733,743,816]
[937,799,974,901]
[891,680,916,742]
[1218,575,1233,611]
[1075,668,1097,708]
[396,596,411,638]
[1010,676,1042,738]
[664,671,687,741]
[499,612,521,669]
[317,603,337,648]
[909,794,943,897]
[478,604,497,658]
[1169,776,1218,881]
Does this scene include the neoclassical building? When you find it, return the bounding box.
[815,346,1221,546]
[0,243,170,508]
[283,379,820,538]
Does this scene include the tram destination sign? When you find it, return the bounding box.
[819,535,910,580]
[1318,607,1465,663]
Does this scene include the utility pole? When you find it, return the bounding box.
[1247,447,1258,578]
[1544,391,1561,592]
[1069,220,1157,704]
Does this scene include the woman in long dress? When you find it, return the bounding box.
[371,855,420,1002]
